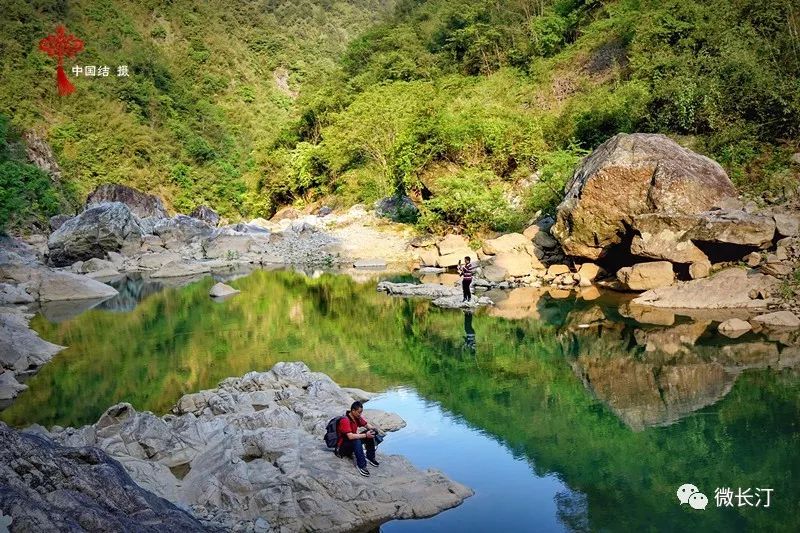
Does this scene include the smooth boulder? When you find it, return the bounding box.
[436,234,470,256]
[1,264,118,302]
[685,210,775,248]
[190,205,220,227]
[493,252,543,277]
[209,282,239,297]
[630,213,709,264]
[482,233,535,256]
[717,318,752,338]
[617,261,675,291]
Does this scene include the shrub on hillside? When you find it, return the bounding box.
[418,170,519,235]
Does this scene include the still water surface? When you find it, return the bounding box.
[1,269,798,532]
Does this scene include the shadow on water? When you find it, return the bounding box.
[2,269,798,532]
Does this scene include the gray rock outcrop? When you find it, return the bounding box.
[48,203,143,267]
[43,362,473,532]
[153,215,215,243]
[190,205,220,227]
[0,423,211,532]
[86,184,168,219]
[1,264,118,302]
[616,261,675,291]
[0,309,64,400]
[377,282,493,308]
[23,130,62,181]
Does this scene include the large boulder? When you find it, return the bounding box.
[37,270,119,302]
[138,251,182,270]
[86,183,168,219]
[773,212,800,238]
[552,133,737,260]
[493,252,544,277]
[436,252,472,268]
[48,203,143,267]
[150,262,211,279]
[374,195,419,222]
[417,248,439,267]
[617,261,675,291]
[482,264,508,283]
[190,205,220,227]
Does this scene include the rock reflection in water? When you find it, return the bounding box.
[566,305,797,430]
[97,275,167,312]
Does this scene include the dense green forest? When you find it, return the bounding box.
[1,0,798,233]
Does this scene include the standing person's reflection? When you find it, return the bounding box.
[463,310,476,351]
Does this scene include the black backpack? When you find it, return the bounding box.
[324,416,345,448]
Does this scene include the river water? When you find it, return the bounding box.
[2,269,798,532]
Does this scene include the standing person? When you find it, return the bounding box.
[335,401,380,477]
[457,256,475,302]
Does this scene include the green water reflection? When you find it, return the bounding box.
[2,270,798,532]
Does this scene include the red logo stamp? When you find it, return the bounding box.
[39,25,84,96]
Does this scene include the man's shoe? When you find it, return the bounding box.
[357,466,370,477]
[367,458,380,467]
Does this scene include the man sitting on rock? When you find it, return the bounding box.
[335,401,380,477]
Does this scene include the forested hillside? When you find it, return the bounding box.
[0,0,394,228]
[1,0,799,233]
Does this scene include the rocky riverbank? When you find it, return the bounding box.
[0,188,418,401]
[408,133,800,322]
[10,362,472,532]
